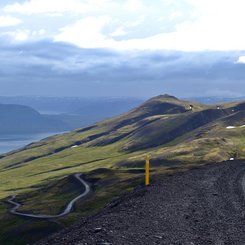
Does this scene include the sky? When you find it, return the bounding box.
[0,0,245,98]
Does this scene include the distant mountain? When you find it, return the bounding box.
[0,97,145,130]
[184,96,245,104]
[0,104,68,134]
[0,96,144,115]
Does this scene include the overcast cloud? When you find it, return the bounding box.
[0,0,245,97]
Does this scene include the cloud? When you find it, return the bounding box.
[109,27,127,37]
[13,29,30,41]
[2,0,197,49]
[2,28,46,41]
[3,0,77,14]
[0,15,22,27]
[43,0,245,51]
[126,0,144,11]
[54,16,112,48]
[236,56,245,64]
[181,0,245,50]
[0,40,244,97]
[3,0,113,14]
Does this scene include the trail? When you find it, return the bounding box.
[7,173,90,219]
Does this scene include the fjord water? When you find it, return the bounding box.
[0,132,62,154]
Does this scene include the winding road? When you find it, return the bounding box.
[7,173,90,219]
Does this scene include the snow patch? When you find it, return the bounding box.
[226,125,245,129]
[71,145,78,148]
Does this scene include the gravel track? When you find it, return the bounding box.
[7,173,90,219]
[35,160,245,245]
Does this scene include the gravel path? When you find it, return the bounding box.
[35,160,245,245]
[7,173,90,219]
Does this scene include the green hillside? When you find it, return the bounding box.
[0,95,244,244]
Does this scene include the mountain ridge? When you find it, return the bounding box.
[0,95,244,245]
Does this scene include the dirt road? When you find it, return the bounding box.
[7,173,90,219]
[36,160,245,245]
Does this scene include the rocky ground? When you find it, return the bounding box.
[35,160,245,245]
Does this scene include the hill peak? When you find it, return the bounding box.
[150,94,179,101]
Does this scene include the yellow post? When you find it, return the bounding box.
[145,155,150,186]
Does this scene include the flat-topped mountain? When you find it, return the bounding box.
[0,104,67,134]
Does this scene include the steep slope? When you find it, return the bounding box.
[35,160,245,245]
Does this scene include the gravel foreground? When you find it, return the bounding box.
[35,160,245,245]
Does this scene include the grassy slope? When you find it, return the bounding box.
[0,95,244,244]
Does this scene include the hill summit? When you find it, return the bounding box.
[150,94,179,100]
